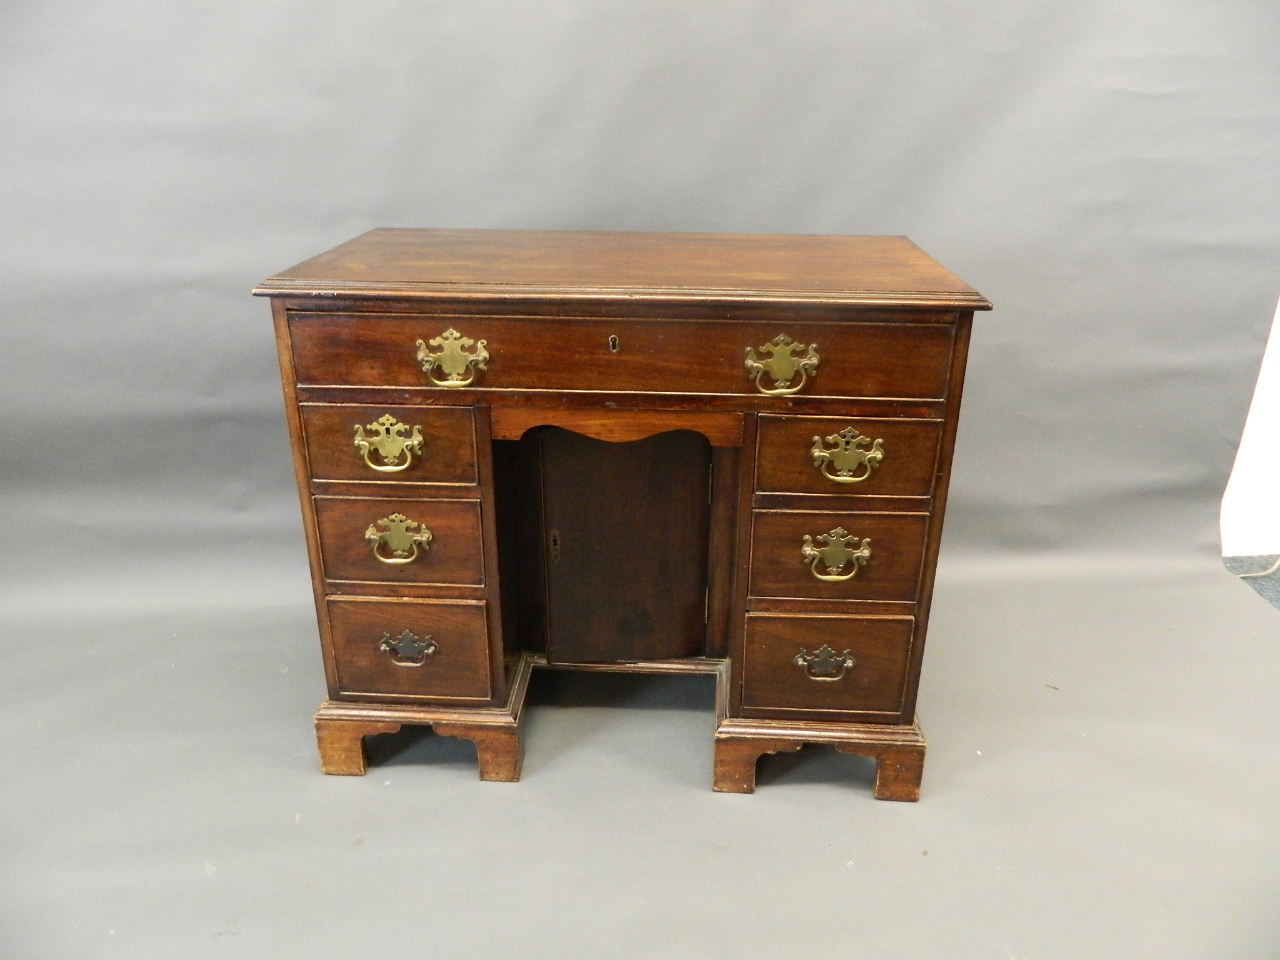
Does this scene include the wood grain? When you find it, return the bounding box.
[326,598,492,702]
[287,313,955,401]
[899,312,975,722]
[259,229,986,798]
[313,652,532,779]
[301,402,478,485]
[704,446,740,659]
[747,509,929,603]
[313,496,484,586]
[538,428,711,663]
[739,613,915,720]
[491,406,743,447]
[714,714,926,800]
[755,414,942,498]
[256,229,992,309]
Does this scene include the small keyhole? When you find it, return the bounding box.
[608,335,620,353]
[549,529,561,562]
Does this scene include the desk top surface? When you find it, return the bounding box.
[255,229,990,309]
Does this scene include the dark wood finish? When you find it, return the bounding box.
[530,653,725,675]
[900,312,975,721]
[301,403,478,485]
[474,406,514,701]
[313,496,485,587]
[270,299,342,696]
[744,596,913,617]
[713,738,803,792]
[432,722,523,781]
[326,598,492,702]
[751,493,927,514]
[755,414,942,498]
[739,614,915,720]
[314,652,531,779]
[259,229,987,799]
[747,509,930,603]
[491,406,743,447]
[704,447,739,659]
[295,383,947,421]
[714,715,926,800]
[725,412,760,720]
[840,743,926,802]
[538,428,712,663]
[255,229,991,309]
[287,313,955,401]
[492,433,548,656]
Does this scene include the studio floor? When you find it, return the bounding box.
[4,556,1278,959]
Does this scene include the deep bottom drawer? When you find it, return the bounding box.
[741,613,914,720]
[327,598,492,702]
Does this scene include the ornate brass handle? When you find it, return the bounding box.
[365,513,433,565]
[379,629,438,667]
[811,426,884,484]
[353,414,424,473]
[794,644,856,682]
[801,527,871,581]
[416,328,489,387]
[745,334,820,396]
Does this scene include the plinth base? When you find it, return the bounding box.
[313,655,531,781]
[713,715,926,801]
[312,654,926,800]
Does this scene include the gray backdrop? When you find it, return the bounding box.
[3,2,1278,958]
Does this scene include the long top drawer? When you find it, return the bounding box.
[288,313,956,401]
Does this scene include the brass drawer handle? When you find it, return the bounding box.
[801,527,871,581]
[811,426,884,484]
[353,414,424,473]
[794,644,856,682]
[416,328,489,387]
[379,629,438,667]
[365,513,433,564]
[745,334,820,396]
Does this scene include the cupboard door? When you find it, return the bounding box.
[537,427,712,663]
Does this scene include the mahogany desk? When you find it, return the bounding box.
[255,229,989,800]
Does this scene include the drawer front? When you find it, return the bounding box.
[748,510,929,602]
[327,598,492,701]
[289,313,954,400]
[314,497,484,586]
[755,415,942,497]
[741,614,913,718]
[301,403,478,484]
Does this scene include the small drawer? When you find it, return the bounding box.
[748,510,928,602]
[301,403,477,484]
[755,415,942,497]
[741,613,913,719]
[289,313,954,400]
[314,496,485,586]
[327,598,492,702]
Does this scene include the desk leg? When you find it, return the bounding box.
[314,716,522,781]
[433,723,523,782]
[713,739,802,793]
[315,719,402,775]
[837,743,926,802]
[312,656,532,780]
[714,717,927,800]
